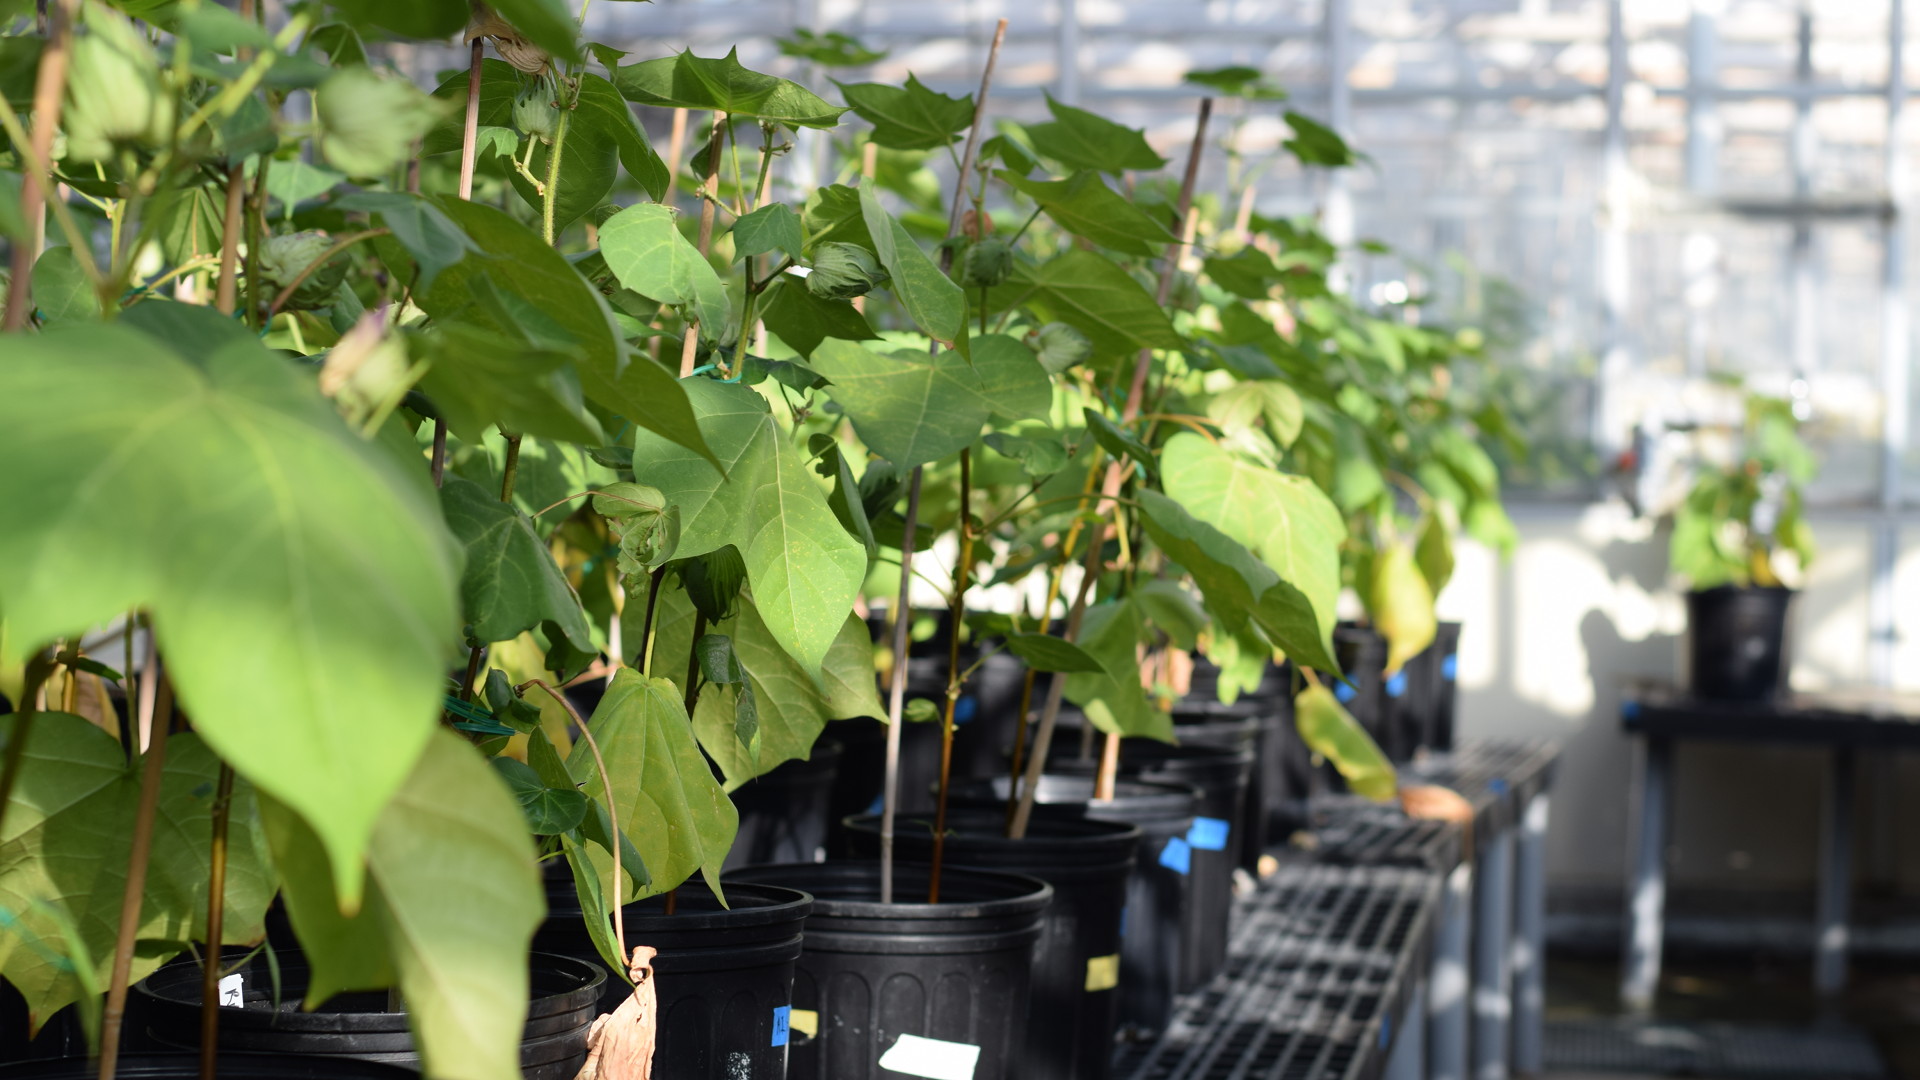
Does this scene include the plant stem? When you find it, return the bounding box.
[927,448,973,902]
[3,0,79,330]
[198,763,235,1080]
[214,165,247,315]
[679,112,728,377]
[499,433,524,503]
[430,421,448,488]
[458,38,485,201]
[541,102,573,246]
[635,566,667,676]
[99,673,174,1080]
[878,467,924,906]
[0,651,56,843]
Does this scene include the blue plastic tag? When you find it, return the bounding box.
[1442,654,1458,680]
[1187,816,1231,851]
[1118,904,1128,937]
[1158,837,1193,874]
[1489,777,1509,795]
[954,696,977,725]
[772,1005,790,1047]
[864,793,885,816]
[1385,671,1408,698]
[1334,681,1357,704]
[1378,1015,1391,1049]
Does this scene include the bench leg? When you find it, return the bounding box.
[1429,862,1473,1080]
[1512,793,1550,1075]
[1620,735,1671,1013]
[1473,824,1515,1080]
[1387,976,1429,1080]
[1814,747,1855,996]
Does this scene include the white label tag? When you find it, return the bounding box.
[217,973,244,1008]
[877,1033,980,1080]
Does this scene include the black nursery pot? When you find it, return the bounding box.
[1170,707,1270,871]
[723,861,1050,1080]
[136,952,602,1080]
[0,1054,422,1080]
[1410,622,1463,752]
[952,775,1198,1039]
[727,739,844,868]
[533,875,812,1079]
[1687,586,1795,700]
[1049,742,1252,991]
[842,811,1139,1080]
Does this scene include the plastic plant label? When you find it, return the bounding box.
[772,1005,791,1047]
[878,1034,981,1080]
[1158,836,1192,874]
[1084,954,1120,992]
[1334,681,1357,703]
[789,1009,819,1038]
[1442,654,1458,680]
[1385,671,1407,698]
[1186,816,1231,851]
[218,973,244,1007]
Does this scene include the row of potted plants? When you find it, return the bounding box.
[0,2,1524,1078]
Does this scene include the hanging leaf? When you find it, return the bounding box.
[599,203,730,334]
[335,191,478,291]
[997,250,1180,359]
[427,64,668,204]
[415,323,604,446]
[612,49,844,128]
[1063,599,1172,742]
[628,379,865,673]
[482,0,581,64]
[440,474,597,662]
[858,180,966,346]
[809,339,991,470]
[1025,94,1166,173]
[1368,543,1437,678]
[0,324,458,904]
[266,731,543,1080]
[997,170,1174,256]
[1415,511,1455,597]
[970,333,1054,424]
[0,718,274,1026]
[491,758,590,835]
[759,277,878,357]
[568,671,738,902]
[1004,633,1106,674]
[1294,684,1396,801]
[1282,110,1359,168]
[731,203,806,261]
[836,75,972,150]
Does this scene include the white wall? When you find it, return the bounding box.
[1442,503,1920,897]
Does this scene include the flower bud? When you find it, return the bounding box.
[317,68,446,178]
[680,546,748,624]
[805,242,889,302]
[259,231,348,311]
[1030,321,1093,373]
[957,236,1013,289]
[64,9,171,163]
[512,81,561,143]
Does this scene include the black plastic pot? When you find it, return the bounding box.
[951,775,1198,1039]
[842,811,1138,1080]
[136,952,602,1080]
[534,876,812,1078]
[1395,621,1463,755]
[0,1054,422,1080]
[1171,706,1272,871]
[1049,742,1251,991]
[1687,586,1794,700]
[727,740,843,868]
[1427,621,1463,751]
[823,717,943,850]
[723,861,1049,1080]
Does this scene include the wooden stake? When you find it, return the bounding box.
[878,469,924,906]
[99,674,174,1080]
[3,0,77,331]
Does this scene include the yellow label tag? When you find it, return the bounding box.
[1085,954,1120,992]
[789,1009,820,1038]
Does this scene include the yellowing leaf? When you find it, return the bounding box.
[1294,684,1396,802]
[1369,543,1437,677]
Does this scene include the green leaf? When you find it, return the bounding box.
[599,203,729,334]
[999,250,1180,359]
[801,184,875,251]
[569,671,738,901]
[440,474,597,661]
[858,181,966,346]
[145,185,224,268]
[814,442,878,560]
[778,29,887,68]
[0,326,458,904]
[612,49,845,128]
[759,277,878,358]
[0,171,26,241]
[1083,409,1155,474]
[732,203,806,261]
[317,67,449,178]
[1063,600,1171,742]
[970,334,1053,424]
[997,170,1173,256]
[30,248,98,324]
[629,380,865,672]
[1415,511,1455,596]
[416,323,605,446]
[1026,93,1166,173]
[573,73,672,203]
[1207,379,1303,448]
[266,731,543,1080]
[0,718,274,1026]
[810,339,991,470]
[483,0,581,64]
[322,0,465,38]
[1368,544,1436,677]
[335,192,478,291]
[264,160,346,209]
[1283,111,1358,167]
[836,75,972,150]
[1159,433,1345,674]
[1185,65,1287,100]
[1133,578,1207,651]
[559,833,622,978]
[418,198,713,466]
[1202,248,1280,300]
[1294,684,1396,801]
[983,431,1069,478]
[1005,633,1105,674]
[491,758,590,835]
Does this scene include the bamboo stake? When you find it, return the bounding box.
[878,469,923,905]
[198,764,235,1080]
[680,113,728,377]
[99,673,174,1080]
[3,0,77,331]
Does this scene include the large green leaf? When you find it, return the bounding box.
[415,323,605,446]
[0,718,274,1028]
[1026,94,1166,173]
[599,203,730,335]
[1004,633,1105,674]
[970,333,1053,424]
[1158,433,1345,673]
[1294,684,1396,801]
[0,324,458,903]
[999,250,1180,359]
[484,0,581,64]
[440,474,597,658]
[1368,543,1437,677]
[808,339,990,470]
[612,49,844,128]
[859,181,965,346]
[418,198,713,465]
[1137,490,1340,674]
[628,380,865,672]
[997,170,1173,256]
[759,277,878,357]
[569,670,738,901]
[30,248,98,324]
[267,731,543,1080]
[1063,599,1171,742]
[323,0,463,39]
[836,75,971,150]
[335,191,478,291]
[732,203,805,261]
